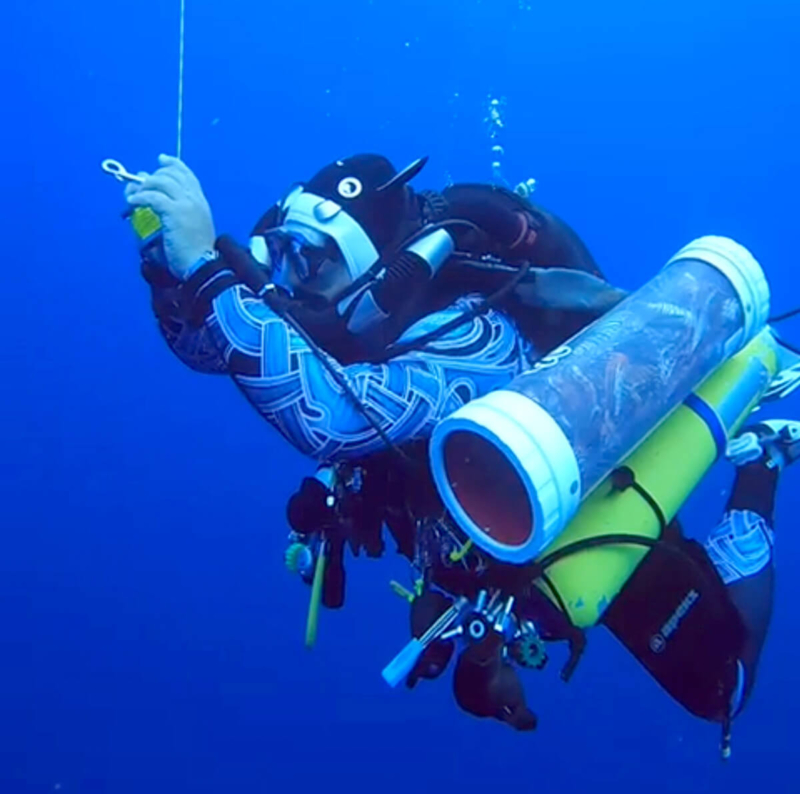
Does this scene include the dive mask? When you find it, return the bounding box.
[256,226,348,297]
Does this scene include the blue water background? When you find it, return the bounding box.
[3,0,800,791]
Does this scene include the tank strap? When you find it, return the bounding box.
[373,259,532,363]
[519,466,715,685]
[610,466,667,532]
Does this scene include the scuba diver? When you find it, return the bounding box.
[114,151,800,758]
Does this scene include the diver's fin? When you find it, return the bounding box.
[515,267,629,315]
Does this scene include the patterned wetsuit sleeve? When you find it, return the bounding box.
[147,280,229,374]
[203,286,530,461]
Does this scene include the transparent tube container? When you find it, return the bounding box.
[429,236,770,563]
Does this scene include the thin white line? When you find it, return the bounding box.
[177,0,186,159]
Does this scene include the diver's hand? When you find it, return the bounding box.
[125,154,216,279]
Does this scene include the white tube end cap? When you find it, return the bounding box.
[666,235,770,347]
[430,389,581,563]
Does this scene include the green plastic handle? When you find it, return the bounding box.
[305,540,328,648]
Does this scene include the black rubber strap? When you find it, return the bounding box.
[375,258,531,363]
[216,235,273,295]
[180,234,284,328]
[610,466,667,533]
[180,258,240,328]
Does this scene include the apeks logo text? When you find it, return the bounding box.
[649,589,700,654]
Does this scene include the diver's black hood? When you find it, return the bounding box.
[302,153,428,252]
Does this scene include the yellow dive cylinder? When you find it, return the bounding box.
[535,327,781,628]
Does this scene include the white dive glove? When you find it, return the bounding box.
[125,154,217,280]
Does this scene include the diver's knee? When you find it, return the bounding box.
[705,510,774,586]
